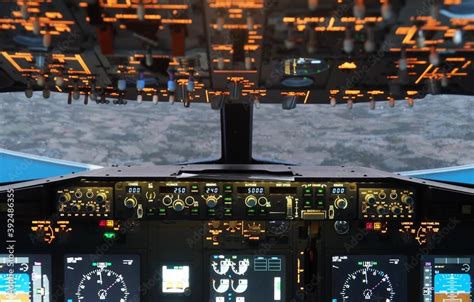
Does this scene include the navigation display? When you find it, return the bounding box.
[331,255,407,302]
[0,254,51,302]
[210,254,285,302]
[64,254,140,302]
[421,256,473,302]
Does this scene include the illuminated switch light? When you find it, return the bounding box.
[43,32,52,48]
[353,0,366,19]
[429,47,440,66]
[216,15,225,32]
[441,73,448,87]
[308,0,319,11]
[245,56,252,70]
[36,74,46,87]
[145,48,153,67]
[364,27,376,53]
[399,49,407,71]
[343,28,354,54]
[453,28,463,45]
[416,30,426,48]
[381,1,393,21]
[33,17,41,35]
[118,79,127,91]
[55,75,64,87]
[217,57,225,70]
[137,1,145,21]
[21,4,28,20]
[246,14,254,31]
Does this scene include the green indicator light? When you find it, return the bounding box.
[305,200,312,205]
[224,185,232,190]
[317,189,324,193]
[192,185,198,189]
[159,208,166,213]
[224,197,232,201]
[317,201,324,205]
[103,232,116,239]
[304,189,311,194]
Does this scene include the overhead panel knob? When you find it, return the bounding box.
[173,199,185,212]
[334,197,348,210]
[124,196,138,208]
[205,196,219,208]
[245,195,257,208]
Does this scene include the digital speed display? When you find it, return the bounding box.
[126,186,142,194]
[160,186,187,194]
[331,255,407,301]
[64,254,140,302]
[210,254,285,302]
[0,254,51,302]
[237,187,265,194]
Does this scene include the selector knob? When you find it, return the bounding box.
[173,199,185,212]
[245,195,258,208]
[391,205,402,215]
[401,194,414,205]
[334,197,348,209]
[376,205,388,215]
[58,192,71,203]
[334,221,350,235]
[124,196,138,208]
[365,194,376,205]
[185,196,195,206]
[70,203,80,213]
[86,204,95,213]
[96,192,107,204]
[205,196,219,208]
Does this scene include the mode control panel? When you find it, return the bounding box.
[56,187,113,217]
[54,181,417,221]
[359,188,415,220]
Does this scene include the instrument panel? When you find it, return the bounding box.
[55,180,410,222]
[0,165,474,302]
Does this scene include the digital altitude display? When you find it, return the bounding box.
[160,186,187,194]
[237,187,265,194]
[421,256,474,302]
[210,254,285,302]
[162,265,190,295]
[0,254,51,302]
[64,254,140,302]
[126,186,141,194]
[331,255,407,302]
[331,187,346,194]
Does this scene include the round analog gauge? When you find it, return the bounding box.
[75,268,130,301]
[340,267,395,301]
